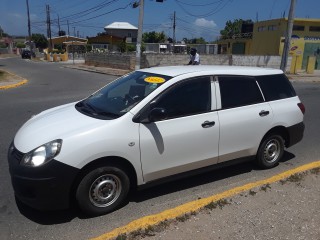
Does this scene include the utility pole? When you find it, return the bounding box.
[73,27,76,37]
[46,4,53,50]
[57,14,61,33]
[67,20,70,35]
[135,0,144,70]
[280,0,296,72]
[26,0,32,56]
[173,11,176,48]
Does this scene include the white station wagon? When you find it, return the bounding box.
[8,66,305,216]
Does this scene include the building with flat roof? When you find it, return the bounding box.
[217,18,320,70]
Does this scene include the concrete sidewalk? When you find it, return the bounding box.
[287,70,320,82]
[93,163,320,240]
[63,64,131,76]
[140,167,320,240]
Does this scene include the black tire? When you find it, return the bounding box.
[256,134,284,169]
[76,166,130,216]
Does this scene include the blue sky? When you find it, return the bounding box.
[1,0,320,41]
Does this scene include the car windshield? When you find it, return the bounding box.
[75,71,172,119]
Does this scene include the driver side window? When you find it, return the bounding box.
[152,77,211,119]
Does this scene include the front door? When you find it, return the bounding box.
[139,77,219,182]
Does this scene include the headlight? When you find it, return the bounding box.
[21,139,62,167]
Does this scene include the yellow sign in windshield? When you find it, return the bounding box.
[144,76,166,84]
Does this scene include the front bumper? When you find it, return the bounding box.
[8,143,79,210]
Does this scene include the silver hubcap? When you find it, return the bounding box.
[263,138,281,163]
[89,174,122,208]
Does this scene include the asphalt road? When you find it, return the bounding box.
[0,57,319,240]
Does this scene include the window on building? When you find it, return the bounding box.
[128,33,132,37]
[268,25,278,31]
[258,26,267,32]
[293,25,305,31]
[309,26,320,32]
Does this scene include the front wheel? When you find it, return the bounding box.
[256,134,284,169]
[76,166,130,216]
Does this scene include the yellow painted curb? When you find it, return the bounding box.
[92,161,320,240]
[0,79,28,90]
[0,70,28,90]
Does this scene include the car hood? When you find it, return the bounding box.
[14,102,107,153]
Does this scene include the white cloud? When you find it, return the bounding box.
[30,14,38,21]
[8,13,24,19]
[194,18,217,28]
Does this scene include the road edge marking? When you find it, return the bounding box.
[0,70,28,90]
[92,161,320,240]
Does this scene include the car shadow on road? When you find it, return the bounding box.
[16,151,295,224]
[132,151,296,203]
[15,197,86,224]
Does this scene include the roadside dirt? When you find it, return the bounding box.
[119,168,320,240]
[0,70,24,87]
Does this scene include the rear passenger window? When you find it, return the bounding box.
[219,76,264,109]
[256,74,296,101]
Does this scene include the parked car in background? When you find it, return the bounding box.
[8,66,305,216]
[21,49,35,59]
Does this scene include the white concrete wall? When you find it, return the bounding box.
[85,53,292,72]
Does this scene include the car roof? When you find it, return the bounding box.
[138,65,283,77]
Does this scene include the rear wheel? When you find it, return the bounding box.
[76,166,130,216]
[256,134,284,169]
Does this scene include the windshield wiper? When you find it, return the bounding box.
[84,102,97,113]
[95,111,120,118]
[76,100,98,114]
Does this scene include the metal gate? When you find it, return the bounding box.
[302,43,320,70]
[232,42,245,54]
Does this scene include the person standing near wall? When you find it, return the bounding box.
[187,48,200,65]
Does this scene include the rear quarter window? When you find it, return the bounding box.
[256,74,296,101]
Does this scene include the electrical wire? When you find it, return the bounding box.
[175,0,224,7]
[175,0,232,18]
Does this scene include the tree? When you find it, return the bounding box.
[0,26,10,38]
[142,31,166,43]
[31,33,48,49]
[58,30,66,36]
[16,42,26,48]
[220,19,253,39]
[182,37,207,44]
[117,41,127,53]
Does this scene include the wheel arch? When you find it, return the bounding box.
[261,126,289,147]
[70,156,138,203]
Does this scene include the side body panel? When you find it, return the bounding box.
[217,102,273,162]
[139,111,220,182]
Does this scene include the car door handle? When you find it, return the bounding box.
[202,121,215,128]
[259,110,270,117]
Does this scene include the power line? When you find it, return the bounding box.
[68,3,132,25]
[174,0,231,18]
[175,0,224,7]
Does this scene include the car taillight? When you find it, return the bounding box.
[297,103,305,114]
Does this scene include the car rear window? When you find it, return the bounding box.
[256,74,296,101]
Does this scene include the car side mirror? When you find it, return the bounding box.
[148,108,167,122]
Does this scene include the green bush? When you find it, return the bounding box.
[16,42,26,48]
